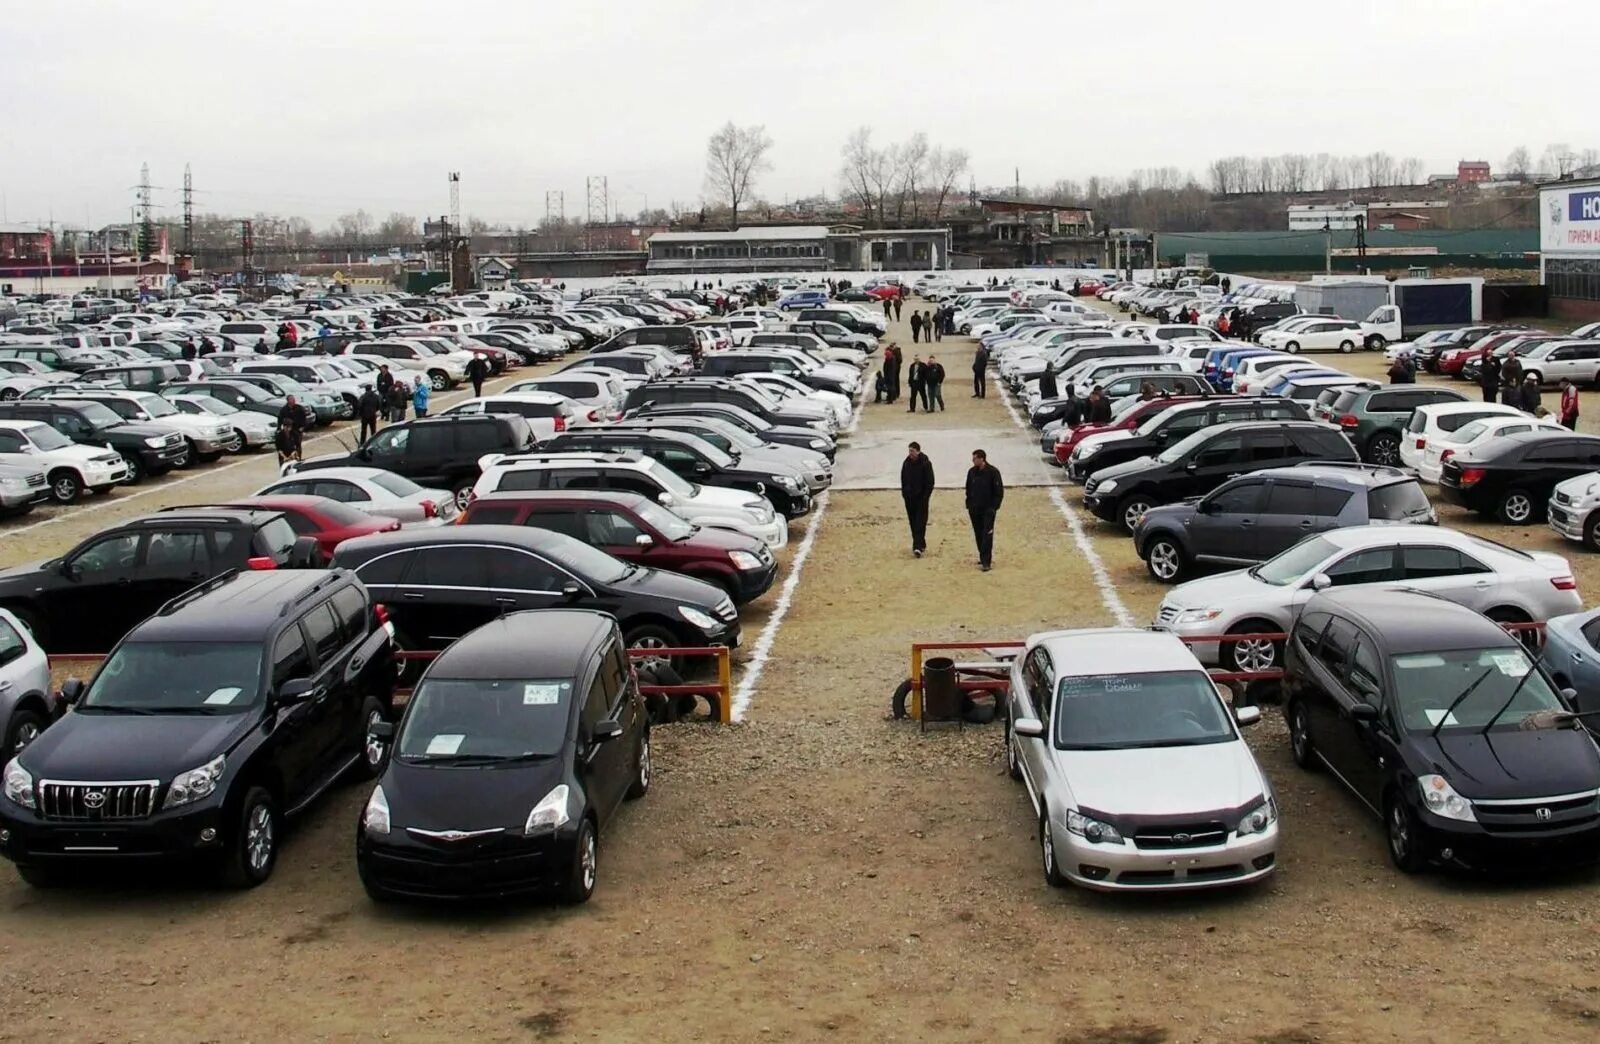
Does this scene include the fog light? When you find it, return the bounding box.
[199,828,217,843]
[0,828,10,844]
[1439,847,1453,862]
[1078,864,1109,881]
[1252,854,1276,871]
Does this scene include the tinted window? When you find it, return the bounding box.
[464,504,522,526]
[1294,611,1330,657]
[1313,486,1355,516]
[1368,482,1431,520]
[457,421,503,453]
[311,480,365,503]
[1264,482,1318,515]
[143,531,209,570]
[330,586,367,645]
[1191,435,1243,467]
[1246,432,1295,464]
[354,549,415,585]
[271,627,311,687]
[1401,546,1490,579]
[1206,481,1263,514]
[1317,617,1357,674]
[72,532,141,573]
[482,548,561,590]
[1326,547,1397,586]
[496,469,548,492]
[408,424,452,457]
[0,618,28,666]
[584,509,646,545]
[1438,411,1495,433]
[301,603,343,663]
[1366,393,1402,413]
[406,546,487,587]
[1293,428,1356,459]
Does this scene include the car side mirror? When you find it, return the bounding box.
[656,492,674,506]
[1234,705,1262,727]
[561,580,583,601]
[368,720,395,741]
[1012,717,1045,739]
[1310,572,1332,591]
[634,533,654,548]
[1184,461,1198,472]
[288,536,322,569]
[57,678,85,712]
[1560,686,1579,704]
[358,447,372,460]
[1349,703,1380,722]
[276,678,316,705]
[1196,499,1215,514]
[592,718,624,743]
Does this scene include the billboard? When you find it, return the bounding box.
[1542,183,1600,253]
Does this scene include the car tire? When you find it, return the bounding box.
[1338,340,1355,354]
[625,729,651,800]
[1366,334,1387,351]
[451,480,475,512]
[1005,721,1023,781]
[4,706,46,756]
[1287,699,1317,771]
[1118,493,1155,534]
[1223,619,1282,675]
[1366,432,1401,466]
[47,469,82,504]
[428,371,449,392]
[357,697,389,780]
[1495,488,1536,525]
[1143,535,1188,583]
[1284,341,1301,354]
[120,453,144,484]
[625,623,682,673]
[221,786,278,888]
[181,439,201,468]
[1039,810,1068,888]
[232,428,252,452]
[1486,607,1538,649]
[561,817,598,904]
[0,388,17,402]
[1584,512,1600,552]
[1385,791,1427,874]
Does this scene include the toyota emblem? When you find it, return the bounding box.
[83,790,106,810]
[1536,807,1552,821]
[1172,832,1191,845]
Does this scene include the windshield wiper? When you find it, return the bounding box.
[402,752,549,765]
[1481,646,1546,736]
[1433,667,1493,738]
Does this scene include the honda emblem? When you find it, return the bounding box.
[1535,807,1552,821]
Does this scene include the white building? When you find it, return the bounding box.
[1540,176,1600,320]
[1286,204,1366,231]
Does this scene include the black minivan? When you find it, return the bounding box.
[1283,588,1600,874]
[356,609,649,903]
[1082,420,1359,532]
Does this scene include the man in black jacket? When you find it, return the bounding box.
[466,353,490,398]
[1479,351,1501,404]
[964,449,1004,571]
[906,355,927,413]
[926,355,946,411]
[357,385,381,443]
[1038,362,1059,401]
[972,344,989,398]
[900,441,935,558]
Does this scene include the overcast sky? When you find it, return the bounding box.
[2,0,1595,231]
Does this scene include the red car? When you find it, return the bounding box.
[1437,332,1527,377]
[1074,278,1107,295]
[1053,395,1208,465]
[211,495,401,561]
[864,283,905,301]
[458,489,778,605]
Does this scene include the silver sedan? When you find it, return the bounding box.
[253,466,456,525]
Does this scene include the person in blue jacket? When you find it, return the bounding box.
[412,377,431,418]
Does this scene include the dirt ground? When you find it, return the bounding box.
[2,303,1600,1043]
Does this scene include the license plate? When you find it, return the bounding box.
[1552,508,1569,524]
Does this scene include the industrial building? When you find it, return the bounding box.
[645,224,951,274]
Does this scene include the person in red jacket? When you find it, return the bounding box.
[1559,377,1581,430]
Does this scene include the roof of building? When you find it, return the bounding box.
[979,198,1090,213]
[1158,228,1537,259]
[649,226,837,244]
[0,223,48,236]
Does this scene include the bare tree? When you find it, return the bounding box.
[1578,148,1600,175]
[928,145,970,221]
[1542,142,1577,178]
[839,126,880,223]
[334,209,372,243]
[375,212,418,242]
[894,132,930,223]
[1504,146,1531,179]
[1398,157,1425,185]
[704,121,773,230]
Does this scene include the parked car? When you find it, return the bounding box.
[1396,402,1531,478]
[622,377,835,434]
[291,414,538,511]
[1154,525,1581,673]
[39,388,240,463]
[604,415,831,491]
[255,466,456,526]
[628,401,836,459]
[1325,385,1470,466]
[1440,430,1600,524]
[164,392,277,452]
[1412,413,1561,485]
[440,392,577,443]
[0,569,396,888]
[503,375,626,426]
[1004,628,1276,891]
[356,609,648,903]
[1082,420,1358,532]
[1067,398,1310,482]
[163,379,297,427]
[461,489,777,605]
[0,606,53,755]
[1282,588,1600,874]
[0,399,188,483]
[202,496,401,561]
[1135,464,1434,583]
[0,419,127,503]
[329,525,740,664]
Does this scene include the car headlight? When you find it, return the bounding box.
[678,605,718,631]
[1418,774,1476,822]
[1065,810,1123,844]
[774,474,800,490]
[0,477,29,492]
[3,758,36,810]
[743,501,773,523]
[144,436,165,448]
[1093,478,1118,494]
[524,783,570,834]
[1237,796,1279,836]
[728,550,762,571]
[1173,608,1223,624]
[1079,443,1102,458]
[808,439,827,450]
[362,784,390,834]
[163,754,225,809]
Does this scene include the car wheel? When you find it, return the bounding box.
[561,818,598,904]
[1287,700,1317,771]
[1284,341,1301,353]
[120,453,144,484]
[451,481,474,512]
[1005,722,1023,781]
[181,439,201,468]
[221,786,278,888]
[47,470,82,504]
[429,371,449,392]
[357,697,389,779]
[1366,334,1386,351]
[1385,792,1427,874]
[1486,607,1539,649]
[1495,488,1535,525]
[1224,620,1282,675]
[232,428,251,452]
[625,730,651,800]
[4,707,46,755]
[1143,536,1187,583]
[626,624,681,673]
[1584,512,1600,553]
[1338,340,1354,354]
[1039,811,1067,888]
[1118,494,1154,534]
[0,388,17,402]
[1366,432,1401,466]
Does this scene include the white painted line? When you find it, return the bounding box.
[730,488,828,722]
[996,382,1135,628]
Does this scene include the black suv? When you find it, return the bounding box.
[623,378,832,432]
[0,508,318,652]
[0,569,396,888]
[1083,420,1360,532]
[698,352,853,396]
[330,525,740,662]
[1282,588,1600,875]
[1068,397,1310,482]
[1441,430,1600,524]
[595,325,698,362]
[627,401,836,458]
[1134,464,1436,582]
[544,427,811,517]
[0,399,188,483]
[164,378,295,423]
[357,609,649,903]
[293,414,537,510]
[1235,301,1301,339]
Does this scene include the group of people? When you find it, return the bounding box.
[898,444,1005,571]
[872,343,946,411]
[1477,349,1581,428]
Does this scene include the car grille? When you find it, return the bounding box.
[1131,822,1229,849]
[38,780,159,821]
[24,472,45,488]
[714,599,737,622]
[1084,477,1101,496]
[1555,491,1573,506]
[1551,507,1570,525]
[1471,790,1600,833]
[94,453,122,465]
[1155,605,1180,627]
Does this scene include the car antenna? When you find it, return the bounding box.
[1432,667,1492,740]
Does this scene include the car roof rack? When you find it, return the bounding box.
[157,568,241,616]
[281,570,346,616]
[1297,460,1407,477]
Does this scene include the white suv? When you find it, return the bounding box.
[342,341,466,390]
[0,419,129,502]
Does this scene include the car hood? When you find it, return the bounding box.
[103,420,176,440]
[1162,567,1280,610]
[1062,740,1265,817]
[616,563,726,608]
[1408,728,1600,799]
[22,709,255,781]
[381,756,564,832]
[678,524,764,554]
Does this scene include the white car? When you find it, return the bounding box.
[505,375,626,425]
[59,389,240,460]
[1006,628,1277,891]
[1234,360,1331,395]
[1549,471,1600,548]
[256,466,457,525]
[0,605,53,754]
[341,341,466,390]
[0,419,129,502]
[441,392,577,443]
[1400,402,1544,480]
[1155,525,1582,672]
[163,392,277,451]
[1258,318,1370,354]
[735,374,852,426]
[1415,413,1563,485]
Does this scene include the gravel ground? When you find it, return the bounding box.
[1,303,1599,1042]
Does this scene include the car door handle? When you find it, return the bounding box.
[349,656,365,671]
[1239,519,1253,526]
[1572,652,1585,663]
[402,591,425,599]
[1473,580,1492,589]
[0,680,11,693]
[494,596,517,605]
[1298,520,1314,528]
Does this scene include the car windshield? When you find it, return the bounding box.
[312,364,345,381]
[644,459,695,497]
[1154,425,1215,463]
[539,533,632,584]
[369,471,423,497]
[25,425,73,450]
[1054,670,1235,750]
[73,402,124,429]
[1391,648,1565,732]
[81,642,264,713]
[1251,535,1337,585]
[137,396,177,418]
[397,678,571,760]
[633,497,695,540]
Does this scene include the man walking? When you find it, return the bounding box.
[930,309,942,342]
[1038,361,1059,401]
[893,294,903,322]
[357,384,381,443]
[886,343,903,403]
[909,310,923,344]
[467,352,490,398]
[900,441,935,558]
[1560,377,1581,430]
[412,376,431,418]
[926,355,946,411]
[1479,351,1501,404]
[964,449,1003,572]
[972,343,989,398]
[883,297,893,321]
[276,395,306,467]
[907,355,927,413]
[376,363,396,415]
[1086,385,1113,424]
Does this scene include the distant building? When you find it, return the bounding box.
[645,224,951,273]
[1287,204,1366,230]
[1541,175,1600,319]
[1458,160,1491,183]
[475,256,515,285]
[0,224,52,261]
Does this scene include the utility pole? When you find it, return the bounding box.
[585,175,609,251]
[1323,219,1332,275]
[240,219,254,283]
[182,163,193,260]
[1354,213,1368,273]
[448,172,461,289]
[137,162,154,261]
[544,190,564,227]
